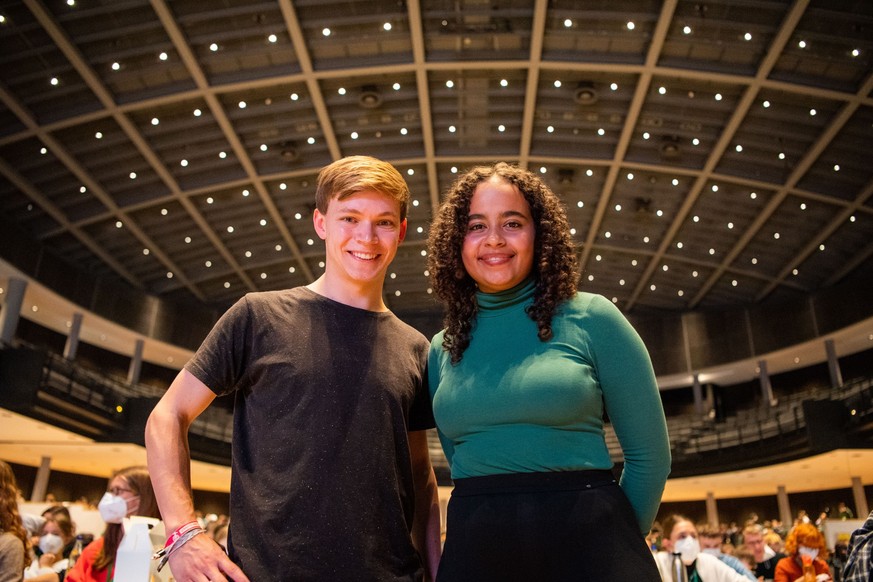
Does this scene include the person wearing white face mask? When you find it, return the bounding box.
[653,515,753,582]
[773,523,832,582]
[65,466,160,582]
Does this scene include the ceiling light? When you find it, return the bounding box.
[242,189,250,197]
[393,83,401,90]
[383,22,392,31]
[709,248,716,255]
[307,239,314,245]
[227,226,234,233]
[260,144,268,151]
[350,132,358,139]
[819,244,826,251]
[627,173,634,180]
[400,127,408,135]
[219,151,226,159]
[260,219,267,226]
[732,280,738,287]
[604,231,611,238]
[744,32,752,41]
[573,81,598,104]
[184,236,191,243]
[692,270,699,277]
[449,125,456,133]
[852,48,860,57]
[714,93,722,101]
[800,203,807,210]
[564,19,573,28]
[763,100,770,108]
[650,284,656,291]
[245,251,252,258]
[586,169,594,176]
[676,242,683,248]
[161,208,168,215]
[792,269,799,276]
[209,43,219,52]
[0,15,5,23]
[773,232,780,239]
[658,86,666,95]
[261,273,267,279]
[693,216,699,222]
[631,259,638,266]
[294,213,302,219]
[751,258,757,264]
[180,159,188,167]
[66,0,74,5]
[115,221,123,228]
[711,184,718,192]
[111,62,121,71]
[554,80,562,88]
[626,21,635,30]
[610,83,618,91]
[809,108,817,116]
[539,166,547,174]
[692,138,700,145]
[159,52,168,61]
[547,125,554,133]
[224,282,231,288]
[735,144,743,152]
[683,25,692,34]
[615,204,622,211]
[267,34,277,43]
[446,80,454,88]
[407,169,415,176]
[322,28,331,37]
[834,164,840,171]
[193,108,202,116]
[778,152,786,160]
[672,179,679,186]
[500,79,508,87]
[50,77,59,86]
[167,272,173,279]
[205,260,212,267]
[576,201,584,208]
[597,128,605,136]
[497,125,505,132]
[798,40,807,49]
[338,87,346,95]
[307,137,315,144]
[143,248,150,255]
[238,101,246,109]
[727,222,734,229]
[129,172,137,179]
[290,93,299,100]
[289,267,296,274]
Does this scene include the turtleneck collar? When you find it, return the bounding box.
[476,277,535,313]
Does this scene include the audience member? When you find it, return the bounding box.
[745,523,786,580]
[653,515,751,582]
[25,508,77,582]
[734,544,757,574]
[0,460,29,582]
[842,510,873,582]
[65,465,161,582]
[699,524,757,580]
[774,522,832,582]
[837,503,855,521]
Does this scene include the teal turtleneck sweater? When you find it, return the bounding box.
[428,278,671,533]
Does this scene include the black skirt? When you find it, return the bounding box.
[437,470,661,582]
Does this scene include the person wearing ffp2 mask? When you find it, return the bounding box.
[653,515,756,582]
[64,466,160,582]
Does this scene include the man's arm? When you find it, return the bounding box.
[145,369,249,582]
[408,429,441,582]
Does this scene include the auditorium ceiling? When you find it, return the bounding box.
[1,0,871,323]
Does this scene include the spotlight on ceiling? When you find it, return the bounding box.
[359,85,382,109]
[558,168,575,184]
[659,135,682,159]
[573,82,599,105]
[279,141,299,162]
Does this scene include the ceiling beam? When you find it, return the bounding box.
[517,0,548,170]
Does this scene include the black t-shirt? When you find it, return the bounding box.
[187,287,434,581]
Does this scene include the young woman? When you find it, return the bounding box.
[427,162,671,580]
[65,466,160,582]
[774,523,832,582]
[654,515,753,582]
[0,460,28,582]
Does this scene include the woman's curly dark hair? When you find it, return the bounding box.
[428,162,578,364]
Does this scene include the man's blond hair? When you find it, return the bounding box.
[315,156,410,219]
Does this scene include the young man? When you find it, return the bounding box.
[145,156,440,581]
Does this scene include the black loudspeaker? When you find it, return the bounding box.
[802,399,849,452]
[0,346,47,410]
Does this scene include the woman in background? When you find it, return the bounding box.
[0,460,28,582]
[427,162,671,580]
[65,466,160,582]
[774,523,832,582]
[654,515,752,582]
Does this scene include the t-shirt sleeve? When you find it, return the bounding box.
[585,294,671,533]
[185,295,252,396]
[408,338,436,431]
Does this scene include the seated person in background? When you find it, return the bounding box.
[842,509,873,582]
[766,530,786,556]
[744,523,786,580]
[774,523,832,582]
[699,524,757,580]
[653,515,753,582]
[25,509,77,581]
[733,545,757,576]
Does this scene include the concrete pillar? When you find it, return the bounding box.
[0,277,27,344]
[30,456,51,502]
[63,312,84,360]
[692,374,704,416]
[759,360,776,407]
[127,338,144,385]
[777,485,792,526]
[852,477,869,518]
[825,338,843,388]
[706,492,719,528]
